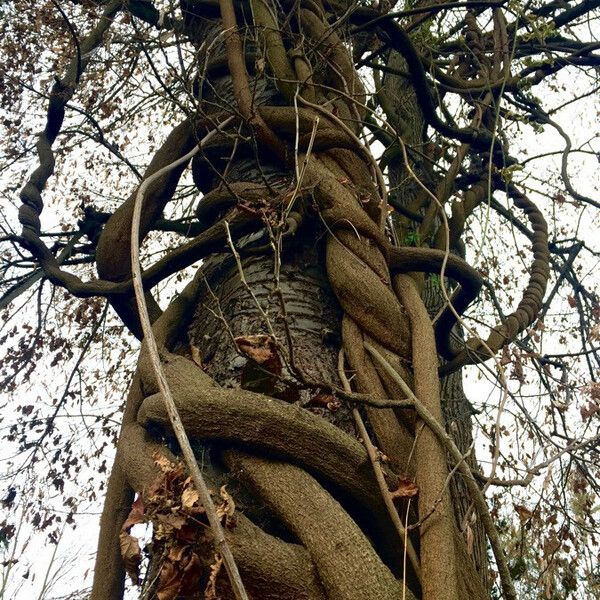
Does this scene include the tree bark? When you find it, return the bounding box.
[92,2,494,598]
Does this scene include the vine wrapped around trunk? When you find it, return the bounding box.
[51,1,547,599]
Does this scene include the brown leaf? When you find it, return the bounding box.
[216,485,236,526]
[542,534,560,557]
[119,531,142,585]
[176,523,204,545]
[500,345,511,366]
[584,382,600,402]
[580,401,599,421]
[168,544,188,562]
[510,350,525,384]
[190,344,203,368]
[234,335,281,374]
[205,555,224,600]
[156,512,187,532]
[122,494,145,531]
[465,523,474,556]
[542,466,553,490]
[157,547,202,600]
[390,478,419,499]
[178,552,202,597]
[157,560,179,600]
[181,486,200,510]
[147,457,186,502]
[153,452,175,474]
[306,392,340,411]
[514,503,533,522]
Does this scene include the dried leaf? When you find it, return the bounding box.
[306,392,339,410]
[465,523,474,556]
[157,546,202,600]
[154,452,175,473]
[584,382,600,402]
[168,544,187,562]
[580,401,599,421]
[500,345,511,366]
[542,465,553,490]
[390,478,419,499]
[511,351,525,384]
[514,503,533,522]
[542,534,560,557]
[176,523,203,545]
[156,512,187,532]
[157,560,179,600]
[181,486,200,510]
[178,552,202,596]
[119,531,142,585]
[205,555,224,600]
[190,344,203,368]
[122,494,145,530]
[234,335,281,374]
[554,192,566,204]
[216,485,236,526]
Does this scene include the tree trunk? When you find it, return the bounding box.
[92,2,495,598]
[382,43,490,589]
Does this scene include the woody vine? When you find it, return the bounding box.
[1,1,599,599]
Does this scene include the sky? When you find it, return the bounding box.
[1,4,599,599]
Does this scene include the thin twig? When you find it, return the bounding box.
[130,116,249,600]
[223,220,277,341]
[337,350,421,581]
[364,341,517,600]
[407,442,475,531]
[397,133,512,491]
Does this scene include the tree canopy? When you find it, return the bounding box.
[1,1,599,599]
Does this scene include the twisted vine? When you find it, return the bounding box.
[14,1,553,599]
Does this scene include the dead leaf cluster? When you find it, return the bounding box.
[119,454,237,599]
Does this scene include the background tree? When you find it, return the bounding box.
[1,0,599,599]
